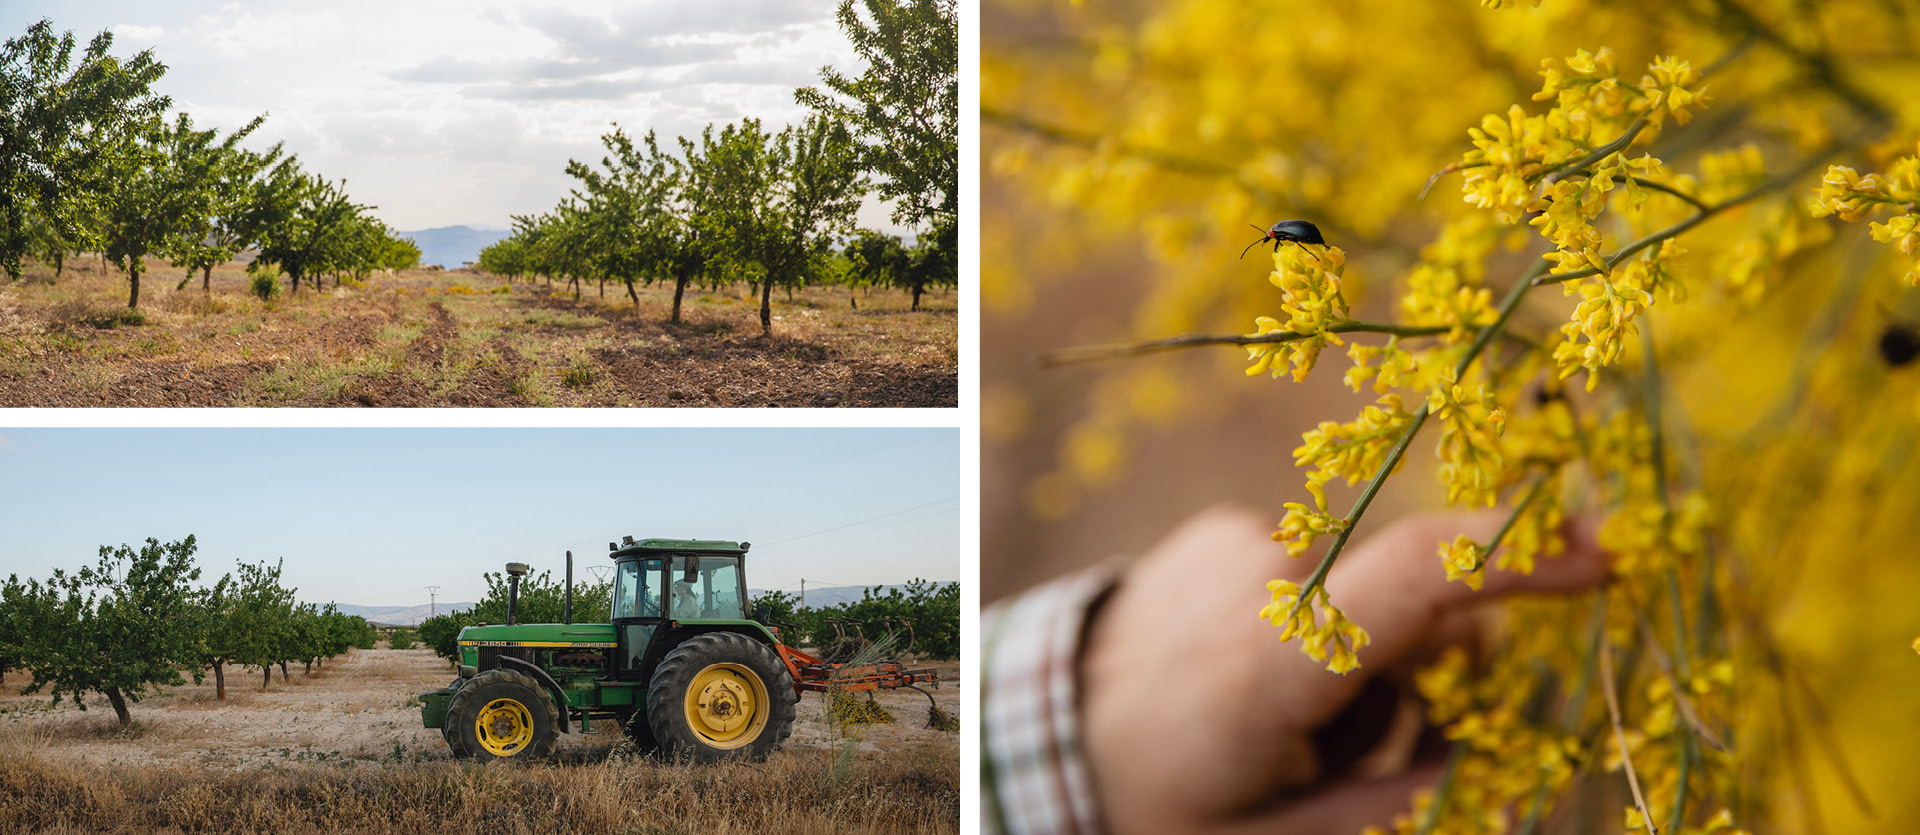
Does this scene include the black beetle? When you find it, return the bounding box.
[1240,219,1328,261]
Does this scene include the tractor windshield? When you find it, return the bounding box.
[613,558,664,619]
[670,555,745,620]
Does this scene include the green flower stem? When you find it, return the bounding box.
[1282,256,1548,629]
[1476,474,1551,571]
[1035,321,1450,367]
[1413,740,1467,835]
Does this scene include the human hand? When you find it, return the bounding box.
[1078,505,1610,834]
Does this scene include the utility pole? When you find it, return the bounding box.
[426,585,440,618]
[800,579,805,611]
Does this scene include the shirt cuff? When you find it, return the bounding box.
[981,565,1120,835]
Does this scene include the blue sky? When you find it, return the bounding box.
[0,429,958,608]
[1,0,905,232]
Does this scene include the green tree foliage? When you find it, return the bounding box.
[388,626,415,650]
[417,613,466,664]
[756,115,868,335]
[418,570,614,663]
[751,580,959,659]
[0,19,169,281]
[97,112,267,309]
[168,138,283,293]
[796,0,957,228]
[244,165,370,295]
[226,559,297,690]
[9,537,206,725]
[847,218,956,310]
[564,127,676,311]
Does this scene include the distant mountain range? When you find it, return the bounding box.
[333,602,475,627]
[398,225,508,269]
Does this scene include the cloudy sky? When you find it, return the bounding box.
[0,428,958,608]
[2,0,898,232]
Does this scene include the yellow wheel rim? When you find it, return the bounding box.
[683,662,769,749]
[475,697,534,757]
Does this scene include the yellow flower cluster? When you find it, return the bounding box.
[1427,378,1506,507]
[1243,245,1352,381]
[1816,148,1920,283]
[1259,579,1370,673]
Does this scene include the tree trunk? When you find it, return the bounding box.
[263,666,271,689]
[598,278,605,298]
[213,660,226,700]
[127,261,142,309]
[672,276,689,323]
[203,264,213,293]
[105,687,131,725]
[912,282,924,312]
[53,251,63,278]
[279,661,289,682]
[786,285,794,303]
[627,279,639,312]
[760,280,774,336]
[570,276,580,301]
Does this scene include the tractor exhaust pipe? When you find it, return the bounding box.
[563,551,573,625]
[505,562,529,625]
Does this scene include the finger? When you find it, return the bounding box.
[1259,512,1609,728]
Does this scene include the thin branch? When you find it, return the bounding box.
[1542,117,1650,186]
[1533,139,1852,287]
[1035,322,1450,367]
[1632,615,1727,752]
[1601,617,1660,835]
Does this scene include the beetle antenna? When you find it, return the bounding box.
[1290,241,1325,263]
[1240,235,1268,259]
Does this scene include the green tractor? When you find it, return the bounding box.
[418,536,936,763]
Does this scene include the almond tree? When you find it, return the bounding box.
[97,112,266,308]
[0,19,169,281]
[756,115,867,333]
[226,558,297,690]
[246,165,368,295]
[796,0,956,228]
[170,141,284,292]
[11,537,205,725]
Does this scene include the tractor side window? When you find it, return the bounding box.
[615,558,664,619]
[703,559,744,619]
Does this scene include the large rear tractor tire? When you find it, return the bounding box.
[646,632,797,762]
[445,669,560,762]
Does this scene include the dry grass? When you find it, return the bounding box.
[0,744,958,834]
[0,258,957,407]
[0,650,959,834]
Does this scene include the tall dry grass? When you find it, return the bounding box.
[0,732,956,834]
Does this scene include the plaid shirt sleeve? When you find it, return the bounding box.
[981,565,1119,835]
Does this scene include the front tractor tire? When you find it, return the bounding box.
[445,669,560,762]
[646,632,797,762]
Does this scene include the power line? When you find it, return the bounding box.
[756,495,958,547]
[759,506,958,554]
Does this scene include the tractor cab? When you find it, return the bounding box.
[608,538,752,681]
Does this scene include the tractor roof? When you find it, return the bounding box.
[609,538,750,559]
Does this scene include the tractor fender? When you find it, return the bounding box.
[496,655,571,735]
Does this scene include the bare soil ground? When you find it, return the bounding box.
[0,648,959,769]
[0,259,958,407]
[0,649,959,834]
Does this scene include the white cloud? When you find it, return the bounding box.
[1,0,901,232]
